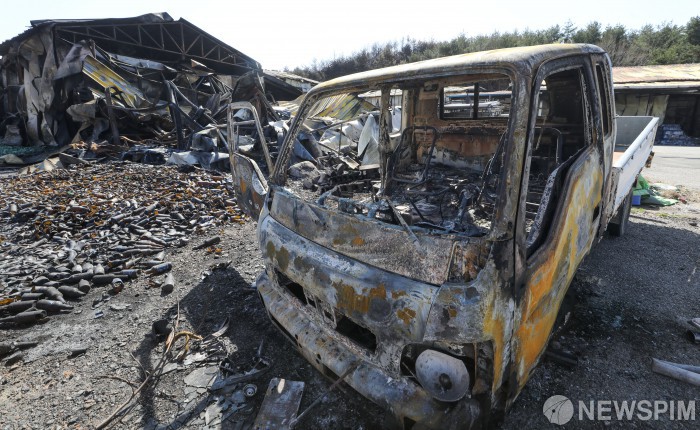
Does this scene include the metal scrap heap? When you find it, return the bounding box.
[0,162,244,326]
[0,13,302,168]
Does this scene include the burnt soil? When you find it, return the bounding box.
[1,166,699,430]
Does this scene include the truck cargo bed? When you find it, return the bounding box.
[610,116,659,213]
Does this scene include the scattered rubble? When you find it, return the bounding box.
[651,358,700,386]
[290,361,361,428]
[0,162,244,328]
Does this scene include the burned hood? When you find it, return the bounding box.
[268,187,489,286]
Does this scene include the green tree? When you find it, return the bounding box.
[562,20,577,42]
[289,18,700,80]
[687,16,700,45]
[635,22,693,64]
[573,21,602,44]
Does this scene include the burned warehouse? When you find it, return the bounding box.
[0,12,304,167]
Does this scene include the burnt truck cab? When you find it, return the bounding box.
[229,44,625,428]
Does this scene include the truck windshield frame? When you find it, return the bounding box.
[272,68,521,239]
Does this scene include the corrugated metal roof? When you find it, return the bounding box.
[306,93,375,120]
[613,64,700,90]
[0,13,172,55]
[0,25,43,54]
[0,13,261,74]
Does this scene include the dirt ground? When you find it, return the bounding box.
[1,162,699,430]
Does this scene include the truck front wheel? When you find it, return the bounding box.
[608,189,633,237]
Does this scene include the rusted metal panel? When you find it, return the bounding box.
[226,102,272,221]
[512,146,603,392]
[228,101,274,171]
[269,187,470,286]
[228,153,267,220]
[311,44,605,97]
[260,215,437,348]
[257,273,482,428]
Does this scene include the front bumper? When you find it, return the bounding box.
[256,271,481,429]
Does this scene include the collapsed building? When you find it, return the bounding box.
[0,12,306,167]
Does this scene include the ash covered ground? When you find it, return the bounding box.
[0,162,698,429]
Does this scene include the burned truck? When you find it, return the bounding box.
[227,44,658,428]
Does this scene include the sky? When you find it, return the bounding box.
[0,0,696,70]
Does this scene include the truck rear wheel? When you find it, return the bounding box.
[608,189,633,237]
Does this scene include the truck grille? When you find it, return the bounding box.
[275,270,377,353]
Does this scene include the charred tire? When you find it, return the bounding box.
[608,189,633,237]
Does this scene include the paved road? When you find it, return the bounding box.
[644,145,700,190]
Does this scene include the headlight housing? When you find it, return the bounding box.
[401,344,473,402]
[415,349,470,402]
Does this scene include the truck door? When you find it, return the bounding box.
[511,58,604,391]
[226,102,272,221]
[591,54,617,234]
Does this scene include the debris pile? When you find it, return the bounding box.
[96,314,269,429]
[0,162,244,327]
[0,13,302,168]
[177,347,271,427]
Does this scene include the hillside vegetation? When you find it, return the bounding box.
[290,17,700,81]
